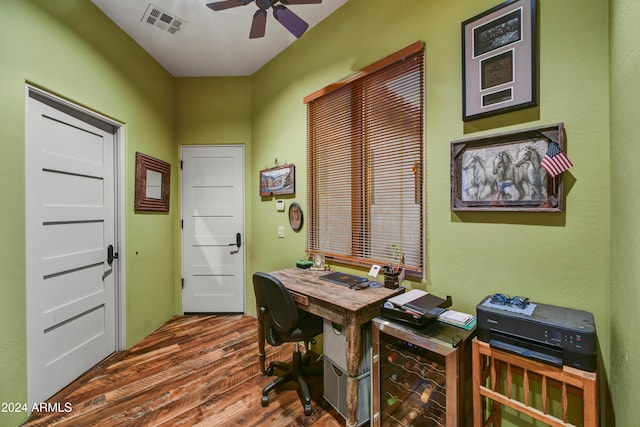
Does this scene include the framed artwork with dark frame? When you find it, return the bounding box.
[462,0,537,121]
[259,163,295,197]
[451,123,565,212]
[135,152,171,212]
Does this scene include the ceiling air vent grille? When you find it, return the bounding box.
[141,3,185,35]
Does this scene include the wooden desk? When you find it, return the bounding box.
[259,268,404,427]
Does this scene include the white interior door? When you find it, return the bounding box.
[25,89,118,406]
[181,145,245,313]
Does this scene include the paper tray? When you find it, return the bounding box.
[381,295,452,327]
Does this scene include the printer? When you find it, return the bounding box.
[476,296,597,372]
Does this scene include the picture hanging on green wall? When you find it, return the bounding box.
[135,152,171,212]
[260,163,295,197]
[462,0,537,121]
[451,123,565,212]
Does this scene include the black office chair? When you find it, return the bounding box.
[253,272,323,416]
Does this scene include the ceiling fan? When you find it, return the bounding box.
[206,0,322,39]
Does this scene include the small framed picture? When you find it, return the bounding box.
[289,202,303,231]
[259,164,295,197]
[462,0,537,121]
[451,123,565,212]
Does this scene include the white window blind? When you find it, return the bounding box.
[305,42,425,277]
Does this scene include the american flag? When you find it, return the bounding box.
[540,140,573,177]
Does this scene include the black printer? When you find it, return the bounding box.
[476,296,597,372]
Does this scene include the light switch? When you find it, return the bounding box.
[278,226,285,238]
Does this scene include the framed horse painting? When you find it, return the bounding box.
[450,123,565,212]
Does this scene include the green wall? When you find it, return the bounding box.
[610,0,640,425]
[250,0,614,424]
[174,77,254,313]
[2,0,637,425]
[253,0,610,343]
[0,1,179,425]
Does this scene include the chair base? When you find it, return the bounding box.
[261,349,323,416]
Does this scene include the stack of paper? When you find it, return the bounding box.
[438,310,475,329]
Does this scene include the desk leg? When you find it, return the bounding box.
[344,318,362,427]
[257,315,266,375]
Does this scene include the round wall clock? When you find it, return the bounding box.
[289,202,303,231]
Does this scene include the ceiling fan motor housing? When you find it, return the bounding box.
[256,0,277,10]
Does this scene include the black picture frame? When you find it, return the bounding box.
[451,123,565,212]
[462,0,537,121]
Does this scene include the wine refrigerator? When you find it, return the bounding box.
[371,317,475,427]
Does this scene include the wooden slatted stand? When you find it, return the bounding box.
[472,338,598,427]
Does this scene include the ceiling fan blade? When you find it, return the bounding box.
[249,9,267,39]
[206,0,254,11]
[273,5,309,38]
[281,0,322,4]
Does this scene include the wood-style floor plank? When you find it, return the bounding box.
[22,315,346,427]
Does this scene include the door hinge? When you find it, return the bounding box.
[180,160,183,170]
[181,278,184,289]
[181,219,183,229]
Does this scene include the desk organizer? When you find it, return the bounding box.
[384,269,402,289]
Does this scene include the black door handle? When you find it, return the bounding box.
[229,233,241,254]
[107,244,118,266]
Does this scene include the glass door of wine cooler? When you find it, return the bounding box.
[372,317,474,427]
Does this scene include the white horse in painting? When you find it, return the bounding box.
[463,154,498,200]
[493,150,525,200]
[514,145,547,200]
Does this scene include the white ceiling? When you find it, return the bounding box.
[91,0,348,77]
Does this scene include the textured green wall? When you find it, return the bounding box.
[610,0,640,425]
[253,0,610,336]
[1,0,634,425]
[174,77,253,313]
[0,1,178,424]
[251,0,612,424]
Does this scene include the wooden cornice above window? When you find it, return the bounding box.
[303,41,424,104]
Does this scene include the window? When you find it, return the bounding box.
[305,42,425,278]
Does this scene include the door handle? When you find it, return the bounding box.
[107,244,118,266]
[229,232,241,254]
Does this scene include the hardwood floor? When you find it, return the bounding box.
[23,315,347,427]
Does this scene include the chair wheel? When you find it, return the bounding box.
[261,395,269,407]
[304,404,312,416]
[265,366,275,376]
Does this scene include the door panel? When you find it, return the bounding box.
[26,89,117,406]
[182,145,245,313]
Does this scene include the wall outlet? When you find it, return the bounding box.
[278,226,285,238]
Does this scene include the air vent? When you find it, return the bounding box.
[141,3,185,35]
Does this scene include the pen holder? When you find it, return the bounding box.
[384,269,402,289]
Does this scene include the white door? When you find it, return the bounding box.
[25,89,118,406]
[181,145,245,313]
